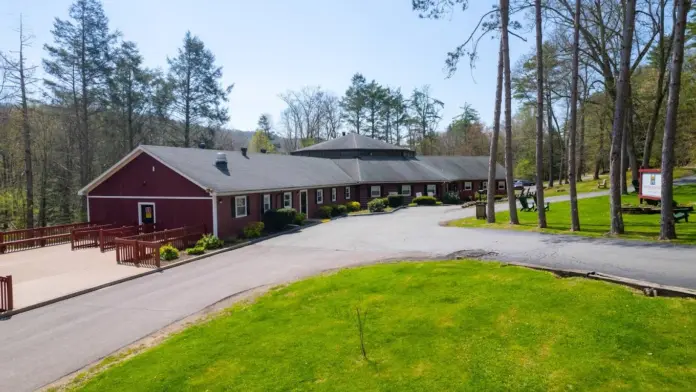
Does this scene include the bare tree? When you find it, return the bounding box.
[322,94,342,139]
[487,39,504,223]
[608,0,636,235]
[567,0,581,231]
[279,87,333,151]
[1,16,38,228]
[501,0,519,224]
[659,0,691,240]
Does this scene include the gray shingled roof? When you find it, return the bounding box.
[140,145,355,194]
[417,156,506,181]
[294,133,411,152]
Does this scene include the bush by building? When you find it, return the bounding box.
[243,221,264,239]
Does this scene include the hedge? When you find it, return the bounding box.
[345,201,361,212]
[368,198,386,212]
[318,205,334,219]
[243,221,264,239]
[442,192,462,205]
[412,196,438,206]
[263,208,297,232]
[387,194,404,208]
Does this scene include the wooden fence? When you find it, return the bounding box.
[0,223,92,254]
[0,275,13,312]
[115,225,206,268]
[70,224,114,250]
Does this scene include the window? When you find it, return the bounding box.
[481,181,488,190]
[234,196,247,218]
[464,181,472,191]
[401,184,412,196]
[426,184,437,196]
[283,192,292,208]
[316,189,324,204]
[498,181,506,190]
[345,186,351,199]
[263,194,271,212]
[331,187,337,202]
[370,185,381,198]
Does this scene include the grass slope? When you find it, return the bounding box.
[539,168,695,196]
[74,262,696,392]
[450,185,696,244]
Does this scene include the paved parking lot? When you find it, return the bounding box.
[0,244,141,308]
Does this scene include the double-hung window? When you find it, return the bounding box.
[498,181,506,190]
[283,192,292,208]
[263,194,271,212]
[464,181,472,191]
[426,184,437,196]
[401,185,411,196]
[370,186,381,198]
[316,189,324,204]
[234,196,247,218]
[345,187,351,199]
[481,181,488,190]
[331,188,337,202]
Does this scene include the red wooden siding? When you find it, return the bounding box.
[90,152,209,197]
[88,198,213,232]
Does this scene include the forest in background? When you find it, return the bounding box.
[1,0,695,236]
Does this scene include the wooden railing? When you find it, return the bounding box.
[0,223,92,254]
[115,225,206,268]
[70,224,113,250]
[0,275,13,312]
[99,224,156,252]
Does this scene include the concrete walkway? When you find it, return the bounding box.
[2,190,696,392]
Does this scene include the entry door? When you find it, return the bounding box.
[300,190,308,214]
[139,203,156,225]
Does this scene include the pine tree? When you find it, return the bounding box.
[43,0,117,217]
[257,113,273,138]
[340,73,367,134]
[364,80,386,139]
[167,31,233,147]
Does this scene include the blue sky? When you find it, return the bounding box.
[1,0,533,132]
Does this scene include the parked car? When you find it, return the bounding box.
[513,179,535,189]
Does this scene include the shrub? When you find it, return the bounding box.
[442,192,462,205]
[412,196,437,206]
[387,194,404,208]
[196,234,224,250]
[368,198,386,212]
[318,205,334,219]
[263,208,297,232]
[160,243,179,261]
[332,204,348,216]
[345,201,361,212]
[185,246,205,256]
[408,202,417,207]
[294,212,306,226]
[436,201,443,206]
[243,221,264,239]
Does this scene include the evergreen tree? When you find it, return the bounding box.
[340,73,367,134]
[364,80,386,139]
[167,31,233,147]
[257,113,273,138]
[390,88,409,145]
[43,0,117,216]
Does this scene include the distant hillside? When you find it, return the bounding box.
[215,129,289,153]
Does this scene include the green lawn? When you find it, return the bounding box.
[538,168,695,196]
[450,185,696,245]
[70,261,696,391]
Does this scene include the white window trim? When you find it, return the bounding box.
[263,194,271,212]
[137,202,156,225]
[482,181,488,190]
[331,187,337,202]
[316,189,324,204]
[464,181,472,191]
[283,192,292,208]
[426,184,437,196]
[401,185,411,196]
[345,186,351,199]
[370,185,381,198]
[235,196,247,218]
[498,181,506,190]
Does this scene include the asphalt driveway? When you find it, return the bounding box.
[2,191,696,391]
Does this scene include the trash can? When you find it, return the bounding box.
[475,202,487,220]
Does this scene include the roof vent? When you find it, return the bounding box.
[198,142,206,149]
[241,147,248,157]
[260,148,267,154]
[215,152,227,166]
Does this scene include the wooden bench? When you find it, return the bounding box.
[597,179,607,189]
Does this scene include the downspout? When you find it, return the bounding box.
[211,192,219,237]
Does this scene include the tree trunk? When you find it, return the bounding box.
[18,18,33,229]
[577,99,585,181]
[621,114,629,194]
[534,0,547,228]
[642,0,669,169]
[660,0,690,240]
[567,0,581,231]
[487,39,504,223]
[608,0,635,235]
[547,91,555,187]
[501,0,519,225]
[80,6,90,219]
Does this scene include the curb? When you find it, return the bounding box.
[345,205,406,217]
[500,261,696,298]
[0,222,320,318]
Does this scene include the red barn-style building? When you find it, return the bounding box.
[79,133,507,239]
